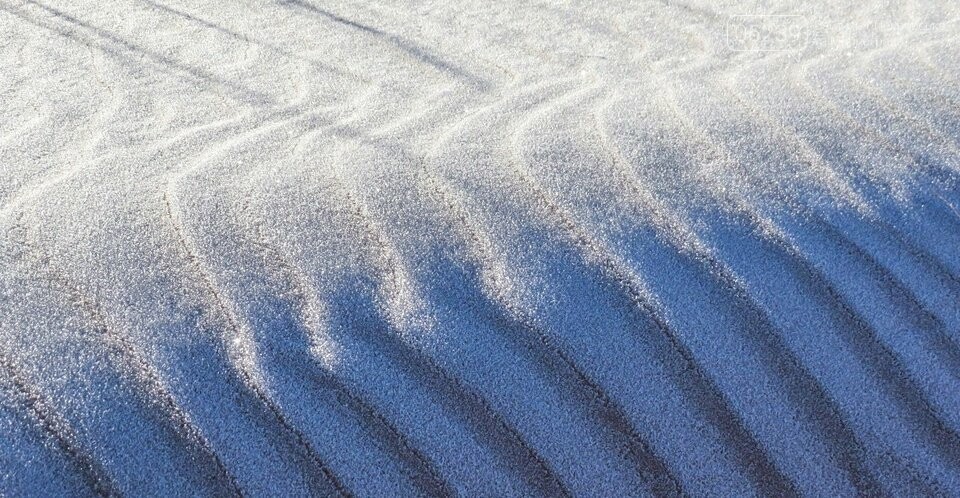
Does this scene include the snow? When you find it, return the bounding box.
[1,0,959,495]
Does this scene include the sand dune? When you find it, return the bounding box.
[2,0,960,495]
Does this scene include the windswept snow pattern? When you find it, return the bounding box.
[2,0,960,496]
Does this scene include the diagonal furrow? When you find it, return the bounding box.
[592,101,885,494]
[0,352,121,498]
[655,80,960,476]
[868,215,960,290]
[234,185,456,498]
[4,0,270,106]
[7,218,243,497]
[808,214,960,377]
[5,1,960,495]
[688,249,886,495]
[796,62,960,272]
[597,93,900,495]
[717,64,960,377]
[735,203,960,475]
[278,0,489,91]
[503,81,804,495]
[420,167,682,497]
[335,185,572,498]
[161,187,352,498]
[427,76,793,494]
[504,162,799,497]
[135,0,362,82]
[787,57,960,275]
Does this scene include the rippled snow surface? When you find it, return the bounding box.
[2,0,960,495]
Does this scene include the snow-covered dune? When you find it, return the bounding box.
[2,0,959,495]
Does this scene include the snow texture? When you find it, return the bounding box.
[1,0,960,496]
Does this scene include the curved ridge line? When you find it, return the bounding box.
[655,80,960,475]
[0,352,122,497]
[789,56,960,281]
[592,95,886,496]
[808,213,960,379]
[418,165,683,497]
[734,200,960,476]
[715,71,870,214]
[245,233,456,498]
[161,185,352,498]
[504,85,800,497]
[717,57,960,376]
[233,173,456,498]
[7,219,244,496]
[511,168,799,497]
[331,182,572,498]
[792,52,955,186]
